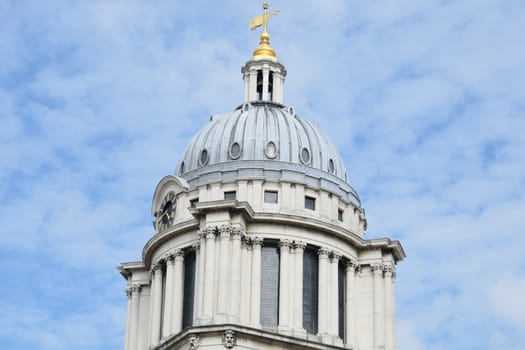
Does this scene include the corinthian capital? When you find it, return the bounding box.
[278,239,292,249]
[371,263,385,274]
[219,225,233,237]
[331,250,342,261]
[345,259,360,272]
[251,236,264,247]
[318,247,331,258]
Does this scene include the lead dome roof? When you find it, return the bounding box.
[177,102,360,205]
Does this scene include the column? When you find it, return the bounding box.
[278,239,292,332]
[317,247,330,338]
[150,263,164,346]
[229,228,243,322]
[288,244,296,331]
[124,287,132,350]
[240,237,251,324]
[372,263,385,348]
[345,260,359,348]
[293,241,306,336]
[216,225,231,322]
[262,67,269,101]
[384,265,395,350]
[249,70,257,101]
[250,237,263,327]
[129,285,142,350]
[172,250,185,333]
[330,252,342,337]
[196,231,206,322]
[202,227,216,323]
[193,241,200,323]
[243,72,249,102]
[272,72,282,103]
[147,271,155,346]
[162,254,175,337]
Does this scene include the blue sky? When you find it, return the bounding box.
[1,1,524,349]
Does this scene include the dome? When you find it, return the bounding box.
[177,101,360,205]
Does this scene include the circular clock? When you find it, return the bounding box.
[157,192,176,231]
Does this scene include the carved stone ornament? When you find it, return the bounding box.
[294,240,307,251]
[251,236,264,247]
[345,259,360,272]
[222,329,236,348]
[317,247,331,258]
[278,239,292,249]
[371,263,385,274]
[331,250,342,260]
[188,334,200,349]
[219,225,233,237]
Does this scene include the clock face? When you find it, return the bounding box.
[157,192,176,231]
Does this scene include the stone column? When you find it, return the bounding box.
[330,252,342,338]
[384,265,395,350]
[288,244,296,330]
[345,260,359,348]
[150,263,164,346]
[196,231,206,322]
[262,67,270,101]
[272,72,282,103]
[202,227,216,323]
[293,241,306,336]
[317,247,331,338]
[229,228,243,322]
[172,249,185,333]
[216,225,232,322]
[162,254,175,337]
[278,239,292,332]
[243,72,250,102]
[129,285,142,350]
[372,263,385,348]
[249,70,257,101]
[125,287,132,350]
[250,237,263,327]
[240,237,251,324]
[193,241,200,323]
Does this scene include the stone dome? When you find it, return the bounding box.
[177,101,360,205]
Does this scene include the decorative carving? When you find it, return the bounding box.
[384,265,395,277]
[174,249,185,260]
[219,225,233,237]
[278,239,292,250]
[204,226,217,239]
[193,241,201,251]
[188,334,200,349]
[125,287,132,298]
[294,240,307,251]
[331,250,342,260]
[371,263,385,274]
[222,329,236,348]
[251,236,264,247]
[231,227,243,238]
[345,259,360,272]
[317,247,331,258]
[130,284,142,295]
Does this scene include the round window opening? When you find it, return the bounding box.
[328,159,335,173]
[199,149,209,166]
[265,141,278,159]
[300,147,311,164]
[229,142,242,160]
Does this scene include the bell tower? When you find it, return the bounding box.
[242,2,287,104]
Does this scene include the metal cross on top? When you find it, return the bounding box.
[249,2,280,32]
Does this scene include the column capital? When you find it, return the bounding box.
[193,241,201,251]
[219,225,233,237]
[130,284,142,295]
[294,240,307,251]
[318,247,331,258]
[252,236,264,247]
[231,227,244,239]
[279,239,292,250]
[345,259,360,272]
[152,262,163,274]
[125,287,132,298]
[204,226,217,240]
[331,250,342,261]
[371,263,385,274]
[165,252,176,262]
[384,265,395,278]
[174,248,185,260]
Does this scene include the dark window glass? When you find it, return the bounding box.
[190,198,199,208]
[224,191,236,200]
[305,196,316,210]
[264,191,278,204]
[199,149,209,166]
[338,261,345,339]
[182,251,196,329]
[329,158,335,173]
[338,209,344,222]
[303,248,319,334]
[260,243,280,328]
[300,147,311,164]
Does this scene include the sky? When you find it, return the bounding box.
[1,0,524,349]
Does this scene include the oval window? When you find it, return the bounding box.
[328,159,335,173]
[265,141,278,159]
[300,147,311,164]
[180,161,185,174]
[229,142,242,160]
[199,149,209,166]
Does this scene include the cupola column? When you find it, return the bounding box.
[162,254,175,336]
[150,263,163,346]
[292,241,306,336]
[330,252,342,342]
[262,67,270,101]
[195,232,206,323]
[240,237,252,324]
[272,71,283,103]
[278,239,292,332]
[216,226,232,322]
[202,227,216,324]
[229,228,243,322]
[372,263,385,348]
[248,70,257,102]
[250,237,263,327]
[345,260,359,348]
[317,247,331,339]
[172,250,185,333]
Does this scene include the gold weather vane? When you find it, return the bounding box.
[249,2,280,59]
[249,2,280,32]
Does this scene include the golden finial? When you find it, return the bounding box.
[249,2,280,60]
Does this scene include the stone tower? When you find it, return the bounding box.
[118,4,405,350]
